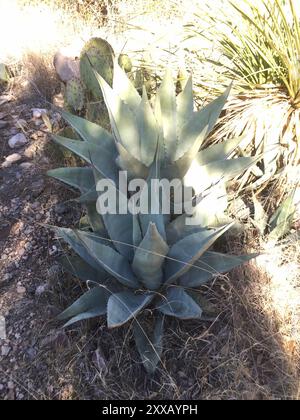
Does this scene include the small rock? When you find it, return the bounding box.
[16,286,26,295]
[31,180,45,197]
[19,162,33,171]
[32,108,47,119]
[1,345,11,356]
[0,384,4,391]
[26,347,37,361]
[0,120,8,129]
[53,51,80,82]
[8,133,28,149]
[7,381,14,390]
[35,284,48,296]
[1,153,22,168]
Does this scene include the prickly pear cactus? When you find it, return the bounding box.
[80,37,114,101]
[85,102,110,129]
[65,78,85,112]
[118,54,132,73]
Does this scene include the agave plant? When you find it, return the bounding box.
[48,62,258,373]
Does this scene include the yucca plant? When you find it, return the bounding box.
[48,61,258,373]
[186,0,300,191]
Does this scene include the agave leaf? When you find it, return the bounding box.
[59,255,104,283]
[269,194,296,241]
[137,87,159,167]
[76,230,139,289]
[176,75,193,129]
[57,286,110,327]
[164,224,233,284]
[93,170,134,260]
[85,202,108,236]
[132,214,142,248]
[185,156,257,194]
[133,314,164,374]
[47,167,95,196]
[116,141,148,179]
[107,291,153,328]
[60,109,114,147]
[164,125,208,179]
[132,223,169,290]
[139,146,166,241]
[166,215,208,245]
[197,135,244,165]
[179,251,258,287]
[156,286,202,319]
[55,227,105,272]
[156,69,177,162]
[77,190,98,203]
[113,61,141,110]
[93,69,141,161]
[52,134,118,183]
[190,182,230,227]
[176,85,231,160]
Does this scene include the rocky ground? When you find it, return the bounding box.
[0,94,81,399]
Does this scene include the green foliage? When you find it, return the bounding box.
[118,54,133,73]
[65,78,85,112]
[49,64,257,373]
[191,0,300,101]
[80,37,114,102]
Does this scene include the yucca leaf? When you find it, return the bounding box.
[156,286,202,319]
[164,224,233,284]
[57,286,110,327]
[137,87,159,167]
[60,109,114,147]
[76,230,139,289]
[133,314,164,374]
[52,134,119,183]
[252,193,268,235]
[156,69,177,162]
[59,255,104,283]
[176,85,231,160]
[197,135,244,165]
[107,291,153,328]
[269,194,296,241]
[112,60,141,110]
[47,167,95,196]
[179,251,258,287]
[132,223,169,290]
[177,75,193,129]
[93,69,141,161]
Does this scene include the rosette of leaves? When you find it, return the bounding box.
[48,62,258,373]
